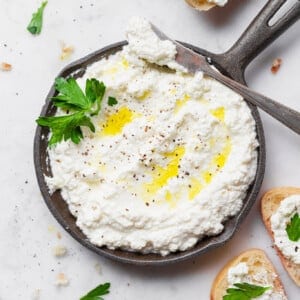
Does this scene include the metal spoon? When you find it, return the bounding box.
[151,23,300,135]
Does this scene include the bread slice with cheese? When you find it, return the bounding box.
[261,187,300,286]
[210,249,287,300]
[185,0,229,11]
[185,0,216,11]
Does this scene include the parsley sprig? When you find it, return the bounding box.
[36,77,107,146]
[223,282,270,300]
[286,213,300,242]
[80,282,110,300]
[27,1,48,35]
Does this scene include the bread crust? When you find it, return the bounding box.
[210,248,286,300]
[185,0,216,11]
[261,187,300,287]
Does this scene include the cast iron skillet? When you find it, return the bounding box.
[34,0,300,265]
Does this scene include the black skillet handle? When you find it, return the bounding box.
[220,0,300,79]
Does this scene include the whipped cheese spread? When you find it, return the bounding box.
[271,195,300,264]
[228,263,287,300]
[46,17,258,255]
[126,17,185,72]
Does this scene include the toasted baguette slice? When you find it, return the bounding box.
[210,249,286,300]
[185,0,216,11]
[261,187,300,286]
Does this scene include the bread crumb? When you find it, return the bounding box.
[0,62,12,71]
[94,262,102,274]
[60,43,74,60]
[48,225,55,233]
[271,58,282,74]
[53,245,67,257]
[48,226,62,240]
[55,272,69,286]
[32,288,41,300]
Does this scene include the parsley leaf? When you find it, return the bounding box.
[286,213,300,242]
[80,282,110,300]
[85,78,106,116]
[36,77,111,146]
[108,96,118,106]
[52,77,106,114]
[37,112,95,146]
[223,283,270,300]
[52,77,90,111]
[27,1,48,35]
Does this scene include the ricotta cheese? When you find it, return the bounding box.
[228,263,287,300]
[45,18,258,255]
[126,17,186,72]
[271,195,300,264]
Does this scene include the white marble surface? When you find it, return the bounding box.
[0,0,300,299]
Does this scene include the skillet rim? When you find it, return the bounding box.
[34,41,265,266]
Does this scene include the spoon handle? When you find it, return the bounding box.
[205,67,300,135]
[224,0,300,72]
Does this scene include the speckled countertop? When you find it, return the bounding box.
[0,0,299,299]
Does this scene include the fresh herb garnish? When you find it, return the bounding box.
[80,282,110,300]
[223,283,270,300]
[108,96,118,106]
[36,77,108,146]
[286,213,300,242]
[37,112,95,145]
[27,1,48,35]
